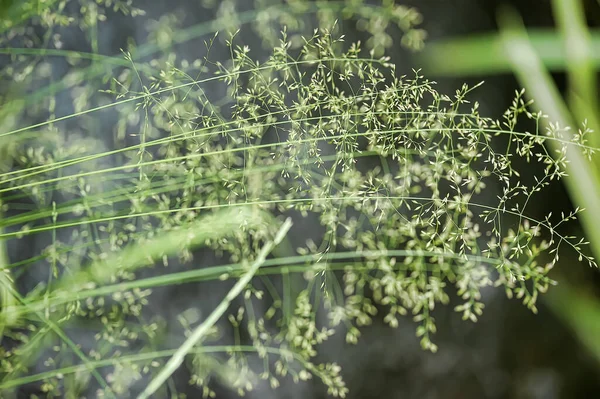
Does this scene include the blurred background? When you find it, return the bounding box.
[1,1,600,398]
[374,1,600,398]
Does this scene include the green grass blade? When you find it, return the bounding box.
[416,29,600,76]
[497,6,600,263]
[53,207,268,294]
[1,131,21,339]
[544,282,600,362]
[551,0,600,149]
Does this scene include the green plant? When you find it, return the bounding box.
[418,0,600,371]
[0,1,597,398]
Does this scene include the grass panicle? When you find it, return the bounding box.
[0,1,597,398]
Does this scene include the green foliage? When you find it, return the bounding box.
[419,0,600,369]
[0,1,597,398]
[416,30,600,76]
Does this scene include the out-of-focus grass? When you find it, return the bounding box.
[495,7,600,261]
[418,0,600,367]
[0,133,19,341]
[545,282,600,362]
[416,30,600,76]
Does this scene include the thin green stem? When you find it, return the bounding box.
[137,218,293,399]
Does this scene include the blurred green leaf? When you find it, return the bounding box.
[0,96,21,340]
[416,29,600,76]
[52,207,268,293]
[0,0,19,25]
[550,0,600,149]
[421,2,600,369]
[0,0,16,15]
[495,5,600,265]
[545,282,600,363]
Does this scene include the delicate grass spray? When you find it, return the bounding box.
[0,1,597,398]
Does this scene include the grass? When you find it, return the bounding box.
[1,1,598,397]
[418,0,600,372]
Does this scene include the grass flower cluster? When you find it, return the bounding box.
[0,1,597,398]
